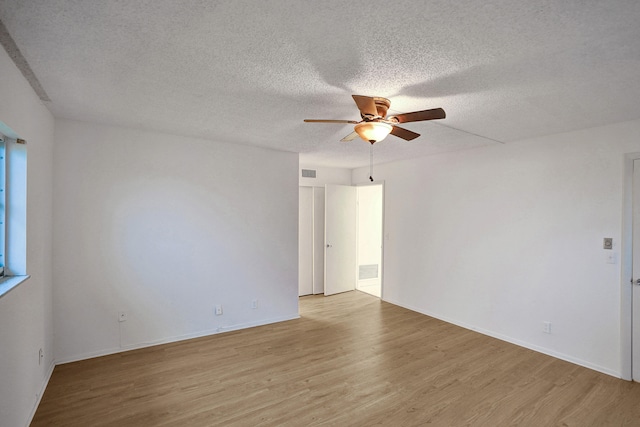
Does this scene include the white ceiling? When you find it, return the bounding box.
[1,1,639,168]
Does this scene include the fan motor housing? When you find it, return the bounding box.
[373,97,391,118]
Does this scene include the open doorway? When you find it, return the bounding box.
[299,183,383,299]
[356,184,383,298]
[622,152,640,381]
[298,186,325,296]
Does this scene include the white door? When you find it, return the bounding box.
[632,159,640,380]
[324,184,357,296]
[298,187,313,296]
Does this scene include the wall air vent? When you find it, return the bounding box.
[301,169,317,178]
[359,264,379,280]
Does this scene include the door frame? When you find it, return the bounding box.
[298,186,314,296]
[621,152,640,380]
[312,187,325,295]
[355,181,385,300]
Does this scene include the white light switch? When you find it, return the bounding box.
[606,252,617,264]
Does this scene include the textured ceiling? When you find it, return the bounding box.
[1,1,639,168]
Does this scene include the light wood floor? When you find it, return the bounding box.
[32,291,640,426]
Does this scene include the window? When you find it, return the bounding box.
[0,131,5,277]
[0,121,28,298]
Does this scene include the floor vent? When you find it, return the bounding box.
[301,169,316,178]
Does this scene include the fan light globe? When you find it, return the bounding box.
[354,122,393,144]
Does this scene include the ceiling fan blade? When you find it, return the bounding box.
[391,108,446,123]
[352,95,378,117]
[340,131,359,142]
[390,126,420,141]
[304,119,359,124]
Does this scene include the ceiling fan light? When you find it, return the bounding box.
[354,122,393,144]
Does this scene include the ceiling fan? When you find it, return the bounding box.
[304,95,446,144]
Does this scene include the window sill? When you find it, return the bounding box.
[0,275,30,299]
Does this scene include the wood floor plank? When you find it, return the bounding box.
[31,291,640,426]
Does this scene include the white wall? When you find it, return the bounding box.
[53,120,299,362]
[353,120,640,377]
[0,47,55,426]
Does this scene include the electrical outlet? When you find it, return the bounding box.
[118,311,127,322]
[543,321,551,334]
[251,299,258,309]
[215,305,223,315]
[39,348,43,365]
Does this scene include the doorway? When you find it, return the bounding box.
[622,153,640,381]
[298,183,384,298]
[298,186,325,296]
[356,184,383,298]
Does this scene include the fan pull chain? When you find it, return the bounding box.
[369,144,374,182]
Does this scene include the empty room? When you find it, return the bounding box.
[2,1,640,426]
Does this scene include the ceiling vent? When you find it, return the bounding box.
[301,169,316,178]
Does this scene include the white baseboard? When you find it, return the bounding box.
[382,296,620,379]
[25,360,55,427]
[56,313,300,365]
